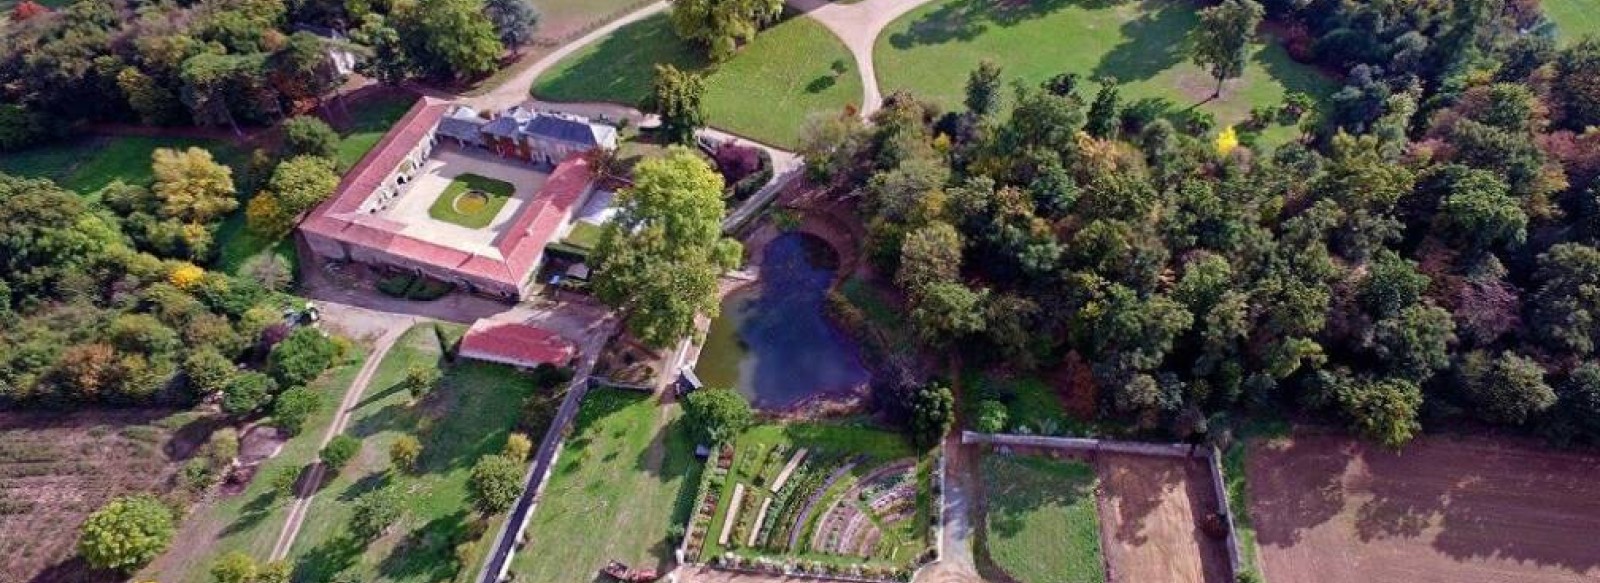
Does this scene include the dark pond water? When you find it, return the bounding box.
[694,233,869,409]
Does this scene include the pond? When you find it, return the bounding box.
[694,233,870,409]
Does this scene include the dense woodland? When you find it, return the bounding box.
[0,0,534,147]
[799,0,1600,448]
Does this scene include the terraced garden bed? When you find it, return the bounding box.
[681,422,935,581]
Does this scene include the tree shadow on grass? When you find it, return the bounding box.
[293,534,367,583]
[346,401,414,440]
[1091,0,1193,84]
[981,454,1096,540]
[352,378,410,411]
[337,470,393,503]
[376,510,476,582]
[532,13,710,105]
[886,0,1086,50]
[219,489,280,537]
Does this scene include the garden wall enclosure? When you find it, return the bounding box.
[963,431,1241,583]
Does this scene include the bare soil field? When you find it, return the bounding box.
[0,409,207,583]
[1095,454,1232,583]
[1247,433,1600,583]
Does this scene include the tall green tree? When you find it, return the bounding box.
[78,494,174,572]
[592,148,741,347]
[644,64,706,145]
[467,453,523,514]
[668,0,783,61]
[352,14,411,85]
[964,60,1003,117]
[397,0,503,79]
[1191,0,1264,97]
[683,387,754,442]
[484,0,540,54]
[1457,351,1556,425]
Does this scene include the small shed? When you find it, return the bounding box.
[457,319,577,369]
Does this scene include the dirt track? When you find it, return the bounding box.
[1247,434,1600,583]
[1095,454,1231,583]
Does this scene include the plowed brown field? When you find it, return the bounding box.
[1247,434,1600,583]
[1095,454,1231,583]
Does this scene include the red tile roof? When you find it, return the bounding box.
[458,320,576,367]
[298,97,595,293]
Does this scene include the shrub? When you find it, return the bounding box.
[268,327,338,387]
[377,274,414,298]
[390,434,423,472]
[78,494,174,572]
[974,400,1008,433]
[184,348,237,398]
[272,387,321,435]
[282,116,340,159]
[222,372,278,415]
[209,551,258,583]
[321,435,360,472]
[403,364,442,399]
[349,486,405,540]
[467,453,523,515]
[504,433,532,462]
[407,277,454,300]
[683,388,754,443]
[181,457,216,492]
[265,465,300,497]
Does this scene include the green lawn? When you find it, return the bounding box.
[510,388,698,581]
[334,94,421,170]
[978,454,1104,583]
[285,323,561,583]
[874,0,1336,147]
[427,173,515,228]
[1547,0,1600,44]
[532,13,862,148]
[139,347,369,583]
[561,221,605,250]
[0,135,242,199]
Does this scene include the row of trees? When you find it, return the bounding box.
[0,0,535,147]
[801,0,1600,448]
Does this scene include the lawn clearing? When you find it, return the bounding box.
[531,13,862,148]
[0,409,200,582]
[561,221,605,251]
[1247,433,1600,583]
[141,350,368,583]
[427,173,515,229]
[510,387,698,581]
[332,92,421,170]
[684,420,932,577]
[977,452,1104,583]
[284,323,560,583]
[874,0,1336,147]
[1548,0,1600,43]
[1546,0,1600,44]
[0,135,243,198]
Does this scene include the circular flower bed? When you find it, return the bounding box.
[453,190,491,215]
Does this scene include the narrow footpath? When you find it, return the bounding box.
[267,314,414,561]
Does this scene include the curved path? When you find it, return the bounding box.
[785,0,943,115]
[464,1,670,112]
